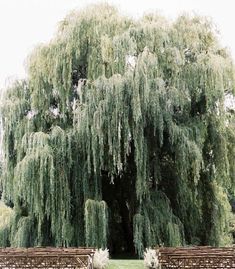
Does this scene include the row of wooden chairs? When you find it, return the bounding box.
[157,246,235,268]
[0,247,95,269]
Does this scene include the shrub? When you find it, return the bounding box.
[93,248,109,269]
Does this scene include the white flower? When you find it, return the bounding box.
[144,248,159,269]
[93,248,109,269]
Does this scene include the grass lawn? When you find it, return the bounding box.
[107,259,144,269]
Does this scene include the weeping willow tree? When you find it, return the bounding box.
[0,4,235,255]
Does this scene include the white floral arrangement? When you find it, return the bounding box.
[93,248,109,269]
[144,248,159,269]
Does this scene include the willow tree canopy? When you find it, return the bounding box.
[0,4,235,255]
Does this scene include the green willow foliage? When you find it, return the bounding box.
[85,199,108,248]
[0,202,13,246]
[0,4,235,255]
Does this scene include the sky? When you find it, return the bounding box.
[0,0,235,90]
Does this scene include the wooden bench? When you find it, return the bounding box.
[157,246,235,269]
[0,247,95,269]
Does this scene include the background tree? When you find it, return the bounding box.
[0,4,235,255]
